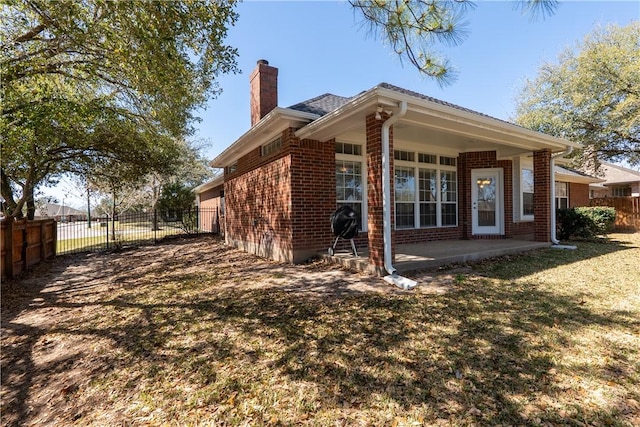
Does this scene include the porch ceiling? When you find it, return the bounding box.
[338,120,547,159]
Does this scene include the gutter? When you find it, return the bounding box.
[380,101,417,290]
[550,147,576,248]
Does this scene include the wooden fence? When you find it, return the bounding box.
[590,197,640,231]
[1,219,57,280]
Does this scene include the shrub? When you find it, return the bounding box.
[556,207,616,240]
[575,206,616,235]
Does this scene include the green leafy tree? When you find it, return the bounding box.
[1,0,238,218]
[350,0,558,84]
[514,22,640,172]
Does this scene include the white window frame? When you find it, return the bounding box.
[261,137,282,157]
[612,185,631,197]
[336,142,367,232]
[555,181,569,210]
[394,151,458,229]
[513,157,534,222]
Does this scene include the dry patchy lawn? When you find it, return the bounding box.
[1,234,639,426]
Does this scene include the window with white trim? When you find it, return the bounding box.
[394,151,458,229]
[395,166,415,228]
[522,168,534,217]
[612,185,632,197]
[513,157,534,221]
[261,137,282,157]
[336,142,366,230]
[226,162,237,175]
[555,181,569,209]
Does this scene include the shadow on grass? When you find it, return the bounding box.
[1,236,638,425]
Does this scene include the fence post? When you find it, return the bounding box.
[52,220,57,257]
[154,210,158,243]
[106,219,109,250]
[21,225,28,273]
[5,220,14,279]
[40,220,46,261]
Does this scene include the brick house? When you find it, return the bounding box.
[589,163,640,198]
[197,60,594,275]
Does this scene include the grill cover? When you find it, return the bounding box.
[330,206,359,239]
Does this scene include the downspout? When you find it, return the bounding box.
[550,146,575,247]
[380,101,417,289]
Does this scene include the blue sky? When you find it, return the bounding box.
[195,0,638,161]
[50,1,639,208]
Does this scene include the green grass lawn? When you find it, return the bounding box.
[56,222,194,254]
[3,233,639,426]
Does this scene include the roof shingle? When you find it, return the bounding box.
[288,93,353,116]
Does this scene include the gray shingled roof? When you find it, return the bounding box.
[288,93,353,116]
[288,82,519,127]
[376,82,516,126]
[555,165,598,179]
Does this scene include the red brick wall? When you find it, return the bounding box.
[289,130,337,261]
[396,227,462,243]
[533,149,551,242]
[569,182,590,208]
[250,60,278,126]
[224,154,293,262]
[458,151,513,239]
[512,221,534,239]
[366,113,394,269]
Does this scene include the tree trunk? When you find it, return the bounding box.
[0,168,20,218]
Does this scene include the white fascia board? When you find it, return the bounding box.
[210,108,319,168]
[555,173,605,184]
[194,174,224,194]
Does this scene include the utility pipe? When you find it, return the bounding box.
[380,101,416,289]
[550,146,574,245]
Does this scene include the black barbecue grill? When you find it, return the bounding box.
[328,206,359,256]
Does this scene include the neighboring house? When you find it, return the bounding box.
[589,163,640,198]
[554,165,604,209]
[194,174,225,235]
[34,203,87,222]
[197,60,590,274]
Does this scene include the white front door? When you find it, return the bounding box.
[472,168,504,235]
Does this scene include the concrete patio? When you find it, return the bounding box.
[322,239,551,274]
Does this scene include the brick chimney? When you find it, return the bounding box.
[250,59,278,126]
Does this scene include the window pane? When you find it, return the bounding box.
[396,203,415,228]
[336,160,363,203]
[556,198,568,210]
[394,150,415,162]
[395,167,415,202]
[419,168,437,202]
[555,181,568,197]
[441,203,457,226]
[335,142,362,156]
[523,192,534,216]
[522,169,534,193]
[441,171,457,202]
[420,203,436,227]
[440,156,457,166]
[418,153,437,164]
